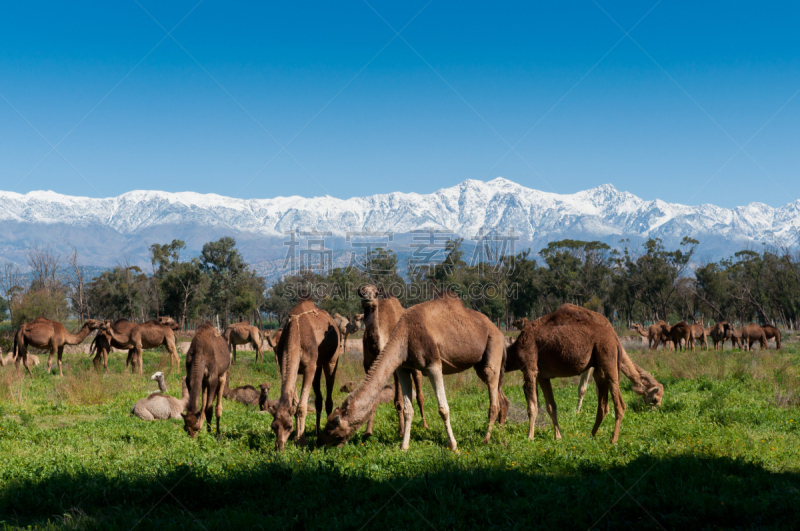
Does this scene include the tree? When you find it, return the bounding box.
[64,244,89,324]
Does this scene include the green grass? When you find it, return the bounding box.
[1,343,799,529]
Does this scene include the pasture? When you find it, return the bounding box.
[1,339,799,530]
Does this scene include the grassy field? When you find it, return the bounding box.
[1,339,799,530]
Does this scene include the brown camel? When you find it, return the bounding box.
[726,325,743,349]
[762,324,781,350]
[222,377,260,405]
[259,383,278,413]
[506,304,645,443]
[264,328,283,371]
[689,323,711,350]
[708,322,732,351]
[223,322,264,364]
[663,321,693,352]
[332,313,364,352]
[739,323,767,351]
[319,290,507,452]
[630,321,671,350]
[357,284,428,438]
[99,318,181,374]
[89,319,136,372]
[182,323,230,438]
[271,296,340,451]
[512,317,530,330]
[13,318,102,376]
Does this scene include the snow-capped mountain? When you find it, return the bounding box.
[1,178,798,272]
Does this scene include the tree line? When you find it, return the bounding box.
[2,235,799,332]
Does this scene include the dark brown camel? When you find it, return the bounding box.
[182,323,231,438]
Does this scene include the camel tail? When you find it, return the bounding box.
[13,329,19,360]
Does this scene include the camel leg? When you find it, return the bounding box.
[412,370,429,429]
[323,360,338,422]
[426,365,458,451]
[215,373,226,438]
[521,366,538,439]
[295,364,316,446]
[103,348,109,372]
[312,366,324,437]
[472,361,501,445]
[231,344,237,366]
[16,348,33,378]
[202,384,213,432]
[46,346,56,375]
[137,347,144,375]
[392,371,405,438]
[57,346,64,377]
[576,367,594,413]
[167,339,179,374]
[538,378,561,441]
[609,380,626,444]
[396,368,414,451]
[126,349,133,372]
[591,379,610,438]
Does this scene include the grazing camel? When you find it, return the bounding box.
[762,324,781,350]
[131,372,190,420]
[690,323,711,350]
[358,284,428,438]
[629,321,671,350]
[319,290,508,452]
[13,318,102,376]
[739,323,767,351]
[663,321,693,351]
[512,317,530,331]
[332,313,364,352]
[89,319,136,372]
[222,377,260,405]
[99,318,181,374]
[271,296,340,451]
[182,323,230,438]
[506,304,657,443]
[223,322,264,364]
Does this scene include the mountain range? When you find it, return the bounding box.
[1,178,798,278]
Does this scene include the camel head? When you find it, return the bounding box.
[98,319,114,332]
[317,409,352,448]
[512,318,530,331]
[358,284,380,309]
[644,384,664,408]
[353,314,364,326]
[158,316,181,331]
[271,405,295,451]
[84,319,103,330]
[181,411,204,438]
[151,371,164,382]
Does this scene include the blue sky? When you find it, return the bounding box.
[1,1,798,207]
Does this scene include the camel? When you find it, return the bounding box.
[357,284,428,438]
[264,328,283,371]
[512,317,530,330]
[332,313,364,352]
[318,290,507,452]
[726,325,743,349]
[506,304,659,443]
[89,319,137,372]
[739,323,767,351]
[0,352,39,367]
[182,323,230,438]
[13,318,102,376]
[271,296,340,451]
[709,322,732,351]
[223,322,264,364]
[689,323,711,350]
[762,324,781,350]
[131,372,190,420]
[99,318,181,374]
[663,321,693,352]
[222,377,260,405]
[259,383,278,413]
[629,321,671,350]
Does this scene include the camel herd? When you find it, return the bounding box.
[628,320,782,352]
[14,289,790,452]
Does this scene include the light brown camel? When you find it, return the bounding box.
[762,324,781,349]
[182,323,230,438]
[739,323,767,351]
[512,317,530,330]
[332,313,364,352]
[131,372,190,420]
[663,321,693,352]
[13,318,102,376]
[222,377,260,405]
[630,321,671,350]
[99,318,181,374]
[505,304,653,443]
[264,328,283,371]
[223,322,264,364]
[0,352,39,367]
[271,296,340,451]
[89,319,136,372]
[726,325,742,349]
[318,290,508,452]
[689,323,711,350]
[357,284,428,438]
